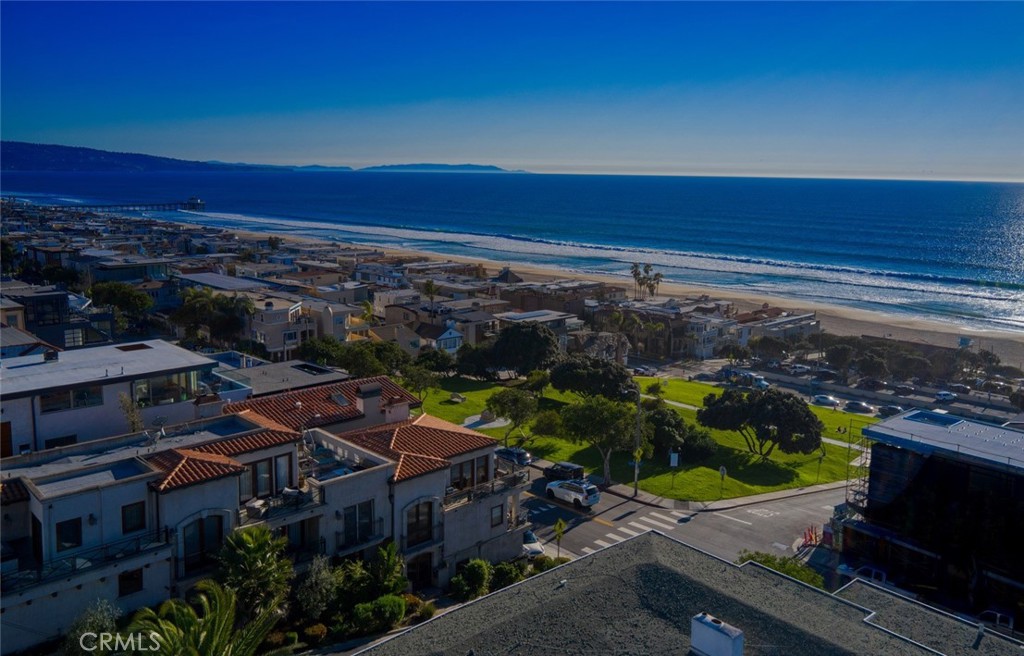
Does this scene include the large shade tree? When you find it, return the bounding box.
[491,323,559,377]
[560,395,647,485]
[697,388,824,460]
[485,387,539,446]
[549,355,636,401]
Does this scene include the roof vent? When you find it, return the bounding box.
[294,401,303,410]
[691,613,743,656]
[265,301,274,310]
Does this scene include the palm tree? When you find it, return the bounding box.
[359,300,377,327]
[173,287,216,339]
[216,525,294,621]
[423,280,439,318]
[623,313,643,354]
[629,263,642,300]
[641,264,654,300]
[366,542,408,599]
[649,271,664,299]
[128,580,294,656]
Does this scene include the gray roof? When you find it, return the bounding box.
[358,532,1023,656]
[864,410,1024,472]
[176,272,268,291]
[0,340,217,398]
[215,359,350,397]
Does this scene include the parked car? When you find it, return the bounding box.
[812,394,840,407]
[495,447,533,467]
[544,461,586,481]
[948,383,972,394]
[877,405,904,418]
[935,391,958,403]
[845,401,875,414]
[813,369,839,381]
[789,364,812,375]
[545,480,601,509]
[893,384,916,396]
[857,378,887,391]
[522,530,545,560]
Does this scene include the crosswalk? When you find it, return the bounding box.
[578,510,692,555]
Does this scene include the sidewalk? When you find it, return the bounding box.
[529,457,850,512]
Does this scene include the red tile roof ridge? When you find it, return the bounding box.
[232,409,300,435]
[147,448,245,492]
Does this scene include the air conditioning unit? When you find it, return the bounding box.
[691,612,743,656]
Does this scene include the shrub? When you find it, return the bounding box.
[416,601,437,623]
[264,631,286,648]
[285,631,299,646]
[461,559,492,598]
[531,556,569,574]
[736,550,825,589]
[490,561,524,591]
[303,624,328,645]
[402,593,423,617]
[61,599,122,656]
[296,555,342,623]
[448,574,471,601]
[372,594,407,631]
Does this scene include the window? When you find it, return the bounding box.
[118,568,144,597]
[72,386,103,409]
[275,455,290,494]
[450,461,473,490]
[64,329,84,347]
[122,502,145,534]
[39,391,72,414]
[238,468,253,503]
[491,504,504,528]
[475,456,490,485]
[132,372,199,407]
[254,460,272,498]
[406,501,433,547]
[183,515,224,574]
[56,518,82,552]
[342,500,375,548]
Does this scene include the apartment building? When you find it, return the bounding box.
[0,340,250,457]
[245,295,317,362]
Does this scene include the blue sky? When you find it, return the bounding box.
[2,2,1023,180]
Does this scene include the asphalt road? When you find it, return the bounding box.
[521,477,847,563]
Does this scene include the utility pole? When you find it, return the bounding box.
[633,388,642,497]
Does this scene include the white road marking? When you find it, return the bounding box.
[617,527,641,537]
[746,508,779,518]
[821,505,835,510]
[717,514,753,525]
[635,515,676,530]
[772,542,789,551]
[628,521,654,533]
[650,512,680,524]
[794,507,826,515]
[594,539,611,548]
[670,510,688,517]
[605,533,626,542]
[581,547,595,554]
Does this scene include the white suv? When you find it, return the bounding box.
[545,480,601,509]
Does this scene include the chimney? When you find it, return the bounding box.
[355,382,382,417]
[691,613,743,656]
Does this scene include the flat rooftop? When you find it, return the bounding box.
[0,340,217,398]
[359,532,1024,656]
[864,410,1024,472]
[495,309,577,322]
[176,272,268,291]
[216,360,350,397]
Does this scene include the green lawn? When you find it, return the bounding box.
[416,375,866,502]
[636,376,721,407]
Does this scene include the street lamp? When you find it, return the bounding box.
[633,387,642,497]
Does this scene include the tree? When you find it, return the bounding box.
[523,369,551,399]
[491,323,559,377]
[209,294,255,344]
[119,392,144,433]
[531,410,564,438]
[550,355,636,401]
[368,340,412,373]
[268,235,282,250]
[1010,388,1024,411]
[645,404,716,461]
[365,542,408,599]
[856,354,889,379]
[297,336,346,365]
[359,300,378,327]
[560,395,641,485]
[42,264,81,287]
[449,559,492,601]
[455,343,495,379]
[749,336,788,359]
[422,280,439,318]
[485,388,538,446]
[416,347,455,376]
[697,388,824,460]
[336,343,387,378]
[296,555,343,624]
[0,239,17,274]
[401,364,440,401]
[128,580,294,656]
[629,263,642,300]
[736,550,825,589]
[825,344,855,379]
[491,561,525,591]
[553,518,567,559]
[61,599,122,656]
[172,287,216,339]
[216,525,294,621]
[91,281,153,317]
[717,343,752,362]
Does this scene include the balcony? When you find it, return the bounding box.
[443,469,531,509]
[401,524,444,553]
[336,517,386,556]
[239,486,325,526]
[1,528,174,594]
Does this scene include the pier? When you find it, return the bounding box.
[5,197,206,213]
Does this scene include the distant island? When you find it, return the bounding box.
[0,141,523,174]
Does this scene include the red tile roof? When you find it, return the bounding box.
[193,430,300,457]
[0,478,29,505]
[146,448,245,492]
[224,376,420,432]
[338,414,497,482]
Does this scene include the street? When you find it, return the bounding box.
[521,477,846,563]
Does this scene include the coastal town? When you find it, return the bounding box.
[1,200,1022,655]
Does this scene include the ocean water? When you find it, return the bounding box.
[3,171,1024,332]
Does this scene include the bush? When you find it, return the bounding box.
[402,593,423,617]
[296,555,342,623]
[61,600,122,656]
[351,595,407,635]
[264,632,286,648]
[285,631,299,646]
[531,556,570,574]
[303,624,328,645]
[491,561,524,591]
[461,559,492,598]
[448,574,471,601]
[416,601,437,623]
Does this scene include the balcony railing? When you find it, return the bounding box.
[336,517,386,554]
[2,528,174,594]
[239,486,325,525]
[443,469,530,508]
[401,524,444,553]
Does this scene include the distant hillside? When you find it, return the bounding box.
[0,141,269,172]
[358,163,520,173]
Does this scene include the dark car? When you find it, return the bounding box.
[948,383,972,394]
[857,378,887,391]
[878,405,904,418]
[845,401,876,414]
[495,447,533,467]
[893,384,916,396]
[543,461,586,481]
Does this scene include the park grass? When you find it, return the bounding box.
[636,376,721,407]
[417,375,864,502]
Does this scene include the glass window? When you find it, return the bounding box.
[56,518,82,552]
[121,502,145,534]
[72,386,103,409]
[183,515,224,574]
[491,504,503,528]
[275,455,290,493]
[254,460,272,498]
[238,468,253,503]
[39,391,72,414]
[475,456,490,485]
[118,568,143,597]
[450,461,472,490]
[406,502,433,547]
